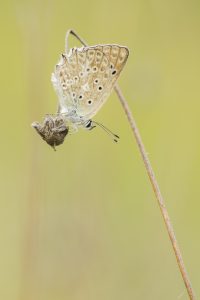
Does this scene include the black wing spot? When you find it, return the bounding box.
[74,76,79,81]
[62,83,67,89]
[92,66,98,73]
[98,85,103,91]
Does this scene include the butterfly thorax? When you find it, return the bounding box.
[58,109,93,129]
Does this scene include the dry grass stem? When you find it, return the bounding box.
[68,29,196,300]
[114,83,195,300]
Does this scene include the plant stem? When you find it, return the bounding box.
[66,29,196,300]
[114,83,195,300]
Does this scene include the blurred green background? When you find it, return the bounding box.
[0,0,200,299]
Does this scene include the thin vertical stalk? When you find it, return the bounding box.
[68,29,196,300]
[114,83,195,300]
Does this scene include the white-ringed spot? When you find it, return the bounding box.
[98,85,103,91]
[87,99,93,105]
[94,78,99,84]
[92,66,98,73]
[74,76,79,82]
[62,83,67,90]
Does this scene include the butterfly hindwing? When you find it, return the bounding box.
[52,45,129,119]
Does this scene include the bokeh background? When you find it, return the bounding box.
[1,0,200,299]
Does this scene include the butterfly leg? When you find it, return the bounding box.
[65,29,88,53]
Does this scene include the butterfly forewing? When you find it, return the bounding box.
[52,44,129,120]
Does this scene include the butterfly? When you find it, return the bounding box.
[32,31,129,150]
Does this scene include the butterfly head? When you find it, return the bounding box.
[32,115,69,150]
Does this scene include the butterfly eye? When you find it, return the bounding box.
[85,120,92,128]
[79,95,84,100]
[87,100,93,105]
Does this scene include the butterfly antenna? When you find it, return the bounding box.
[92,121,120,143]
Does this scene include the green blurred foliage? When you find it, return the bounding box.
[0,0,200,299]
